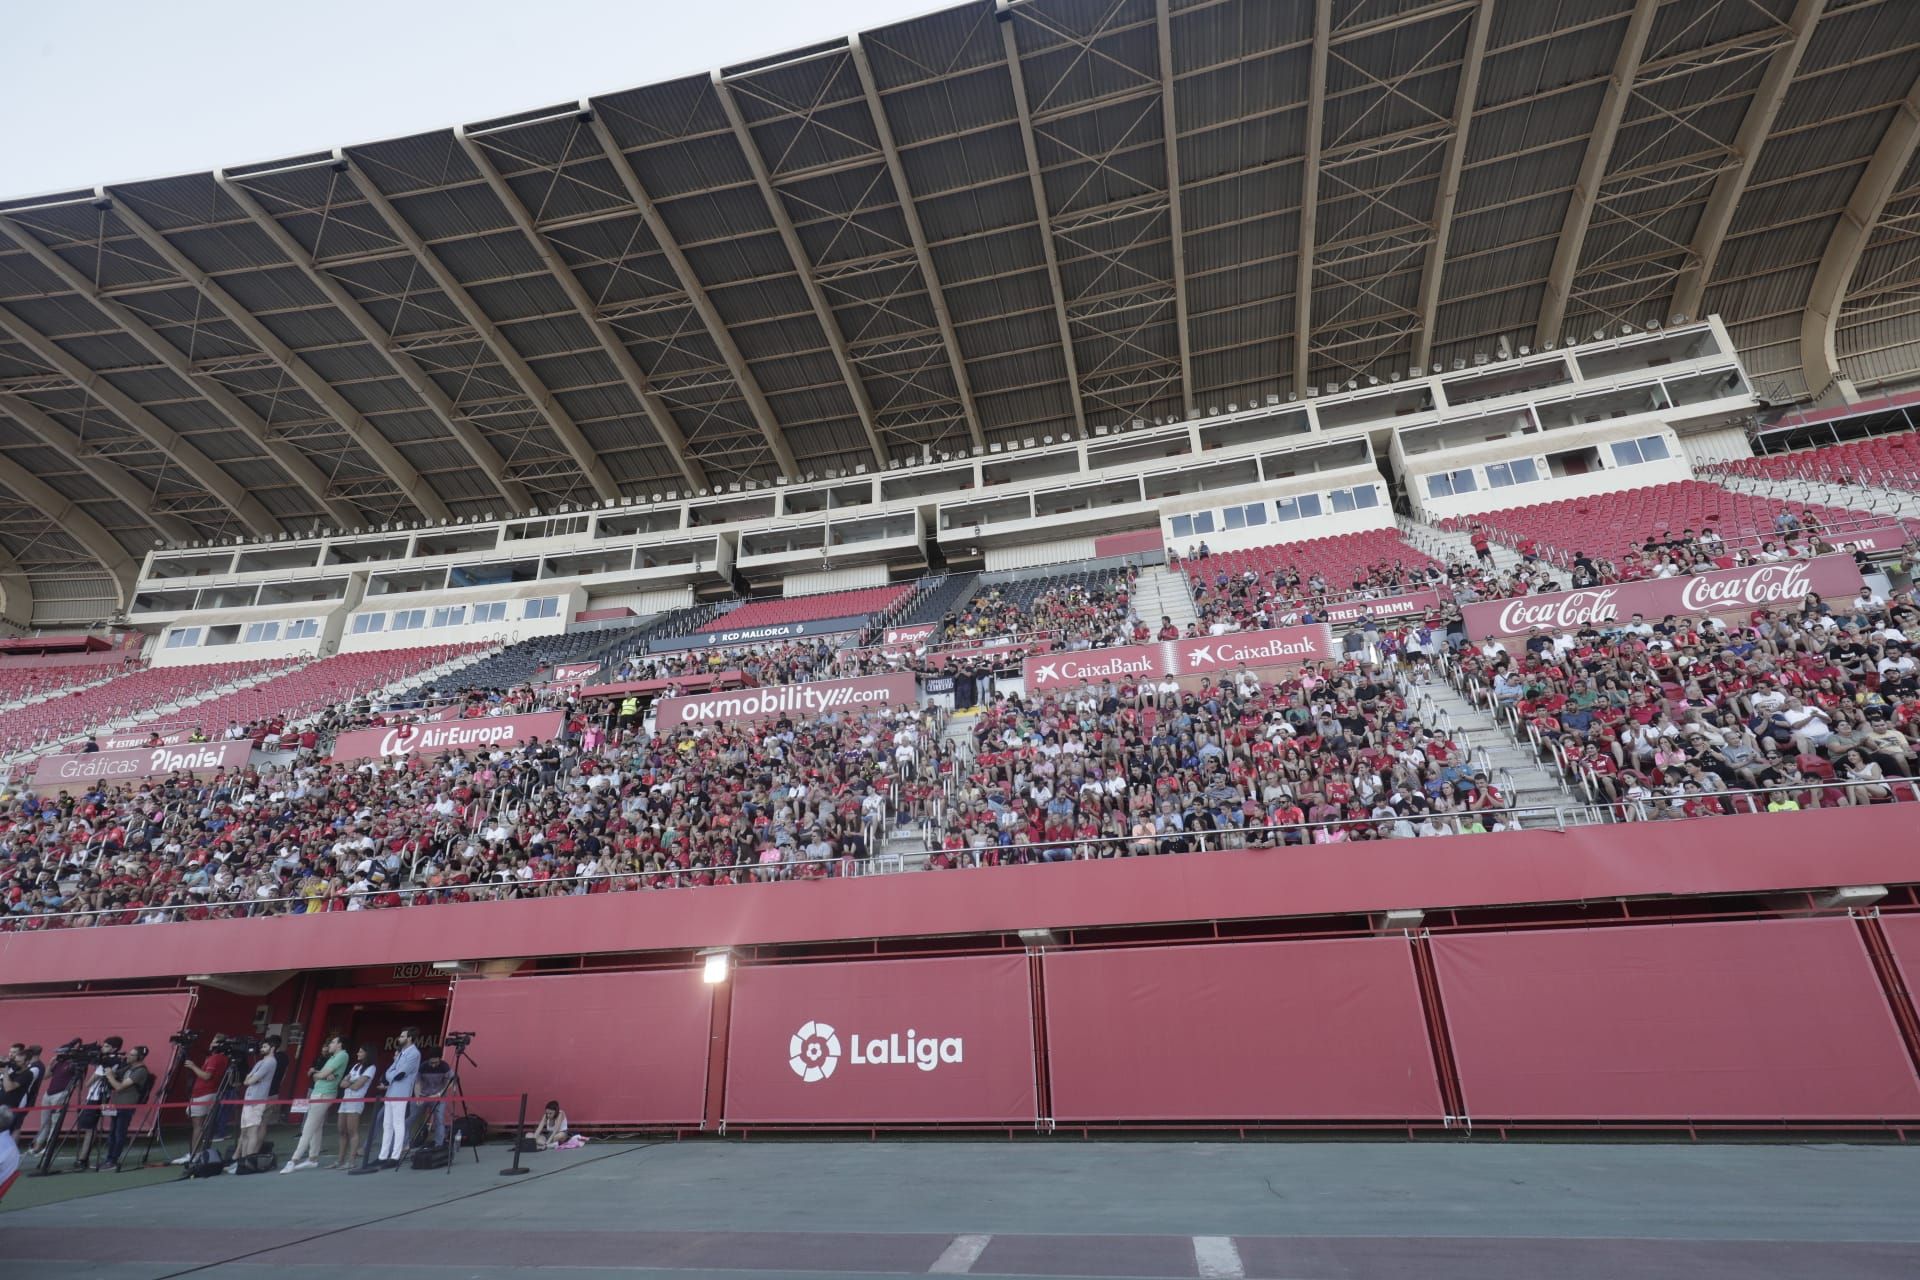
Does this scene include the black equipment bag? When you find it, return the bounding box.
[232,1144,275,1174]
[186,1148,226,1178]
[410,1145,452,1170]
[452,1114,488,1146]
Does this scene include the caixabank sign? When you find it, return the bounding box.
[1020,623,1336,691]
[723,954,1037,1124]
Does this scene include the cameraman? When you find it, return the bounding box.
[100,1045,152,1172]
[71,1036,124,1171]
[172,1037,231,1165]
[232,1036,280,1171]
[32,1039,84,1157]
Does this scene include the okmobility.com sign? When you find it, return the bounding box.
[653,672,918,727]
[1019,622,1336,691]
[724,954,1037,1124]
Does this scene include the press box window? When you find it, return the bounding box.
[284,618,319,640]
[1487,459,1539,489]
[524,596,560,620]
[1611,435,1671,467]
[390,609,427,631]
[242,622,279,644]
[1425,469,1478,498]
[1275,494,1323,522]
[432,606,466,628]
[350,613,385,634]
[164,627,201,649]
[473,602,508,623]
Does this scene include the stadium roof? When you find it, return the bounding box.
[1,0,1917,625]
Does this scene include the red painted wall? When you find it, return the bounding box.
[1043,939,1443,1122]
[1433,918,1920,1121]
[1881,914,1920,1023]
[445,971,712,1128]
[722,955,1036,1125]
[0,991,193,1136]
[5,807,1918,990]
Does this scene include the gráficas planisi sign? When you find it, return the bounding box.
[29,740,252,791]
[1461,553,1865,640]
[328,711,566,763]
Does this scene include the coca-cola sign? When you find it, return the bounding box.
[1170,624,1335,676]
[329,711,566,763]
[29,740,252,791]
[1023,645,1164,692]
[1461,553,1865,640]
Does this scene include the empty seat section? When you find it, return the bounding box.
[700,585,909,631]
[1461,480,1888,563]
[1180,529,1440,595]
[2,660,294,757]
[1714,431,1920,492]
[138,645,486,741]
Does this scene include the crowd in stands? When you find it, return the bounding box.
[1455,581,1920,818]
[0,703,938,929]
[931,656,1507,865]
[946,570,1141,650]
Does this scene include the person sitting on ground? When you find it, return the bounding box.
[532,1099,574,1151]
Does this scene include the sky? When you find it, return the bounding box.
[0,0,943,200]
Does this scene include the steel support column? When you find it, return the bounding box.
[1412,0,1492,369]
[214,170,533,512]
[1294,0,1331,389]
[1152,0,1196,417]
[101,193,451,523]
[1535,0,1659,346]
[0,452,137,610]
[0,306,281,537]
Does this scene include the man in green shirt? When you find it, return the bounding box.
[282,1035,348,1173]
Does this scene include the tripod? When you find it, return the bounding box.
[26,1082,75,1179]
[136,1039,194,1168]
[178,1058,244,1181]
[437,1039,483,1174]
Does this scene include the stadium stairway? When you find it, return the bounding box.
[1131,563,1198,633]
[1399,673,1585,828]
[1708,471,1920,523]
[1397,513,1524,575]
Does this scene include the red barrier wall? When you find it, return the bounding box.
[444,971,712,1127]
[1044,938,1443,1121]
[8,807,1920,990]
[1433,919,1920,1121]
[723,954,1036,1125]
[1882,914,1920,1023]
[0,991,193,1134]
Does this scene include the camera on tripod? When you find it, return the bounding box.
[56,1041,123,1067]
[211,1033,264,1059]
[169,1030,202,1049]
[443,1031,475,1051]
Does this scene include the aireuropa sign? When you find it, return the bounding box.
[646,615,872,653]
[29,741,251,791]
[328,711,566,763]
[1021,623,1336,691]
[1460,554,1865,640]
[653,672,917,727]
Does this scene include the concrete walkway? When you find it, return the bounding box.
[3,1139,1916,1278]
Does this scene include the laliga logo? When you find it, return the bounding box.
[788,1020,962,1083]
[789,1020,840,1082]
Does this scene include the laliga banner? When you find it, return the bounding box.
[654,672,917,728]
[328,711,566,763]
[723,953,1038,1124]
[30,740,251,790]
[1461,553,1865,640]
[1021,623,1336,691]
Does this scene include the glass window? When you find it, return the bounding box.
[1353,485,1379,508]
[390,609,427,631]
[1331,488,1355,513]
[1295,493,1323,518]
[1610,439,1644,466]
[1275,497,1300,522]
[284,618,319,640]
[1223,505,1246,530]
[243,622,279,644]
[351,613,385,634]
[1449,469,1476,495]
[165,627,200,649]
[524,596,560,620]
[1190,511,1215,535]
[1637,434,1670,461]
[1243,502,1267,526]
[432,606,466,628]
[1488,460,1538,489]
[473,601,507,623]
[1170,514,1192,539]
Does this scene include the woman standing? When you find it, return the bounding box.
[333,1046,377,1169]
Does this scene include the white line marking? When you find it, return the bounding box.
[1193,1235,1246,1279]
[930,1233,992,1275]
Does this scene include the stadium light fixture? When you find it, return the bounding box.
[700,948,732,984]
[1818,885,1886,910]
[1379,908,1425,933]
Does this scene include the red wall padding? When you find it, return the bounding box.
[1433,919,1920,1121]
[1880,914,1920,1023]
[1044,938,1444,1121]
[724,954,1037,1125]
[0,991,193,1135]
[444,970,712,1127]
